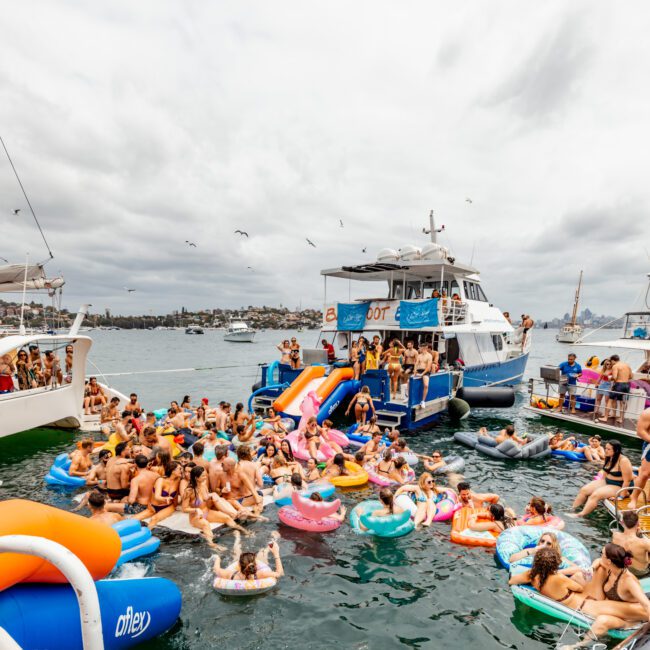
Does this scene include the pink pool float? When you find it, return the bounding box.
[277,492,342,532]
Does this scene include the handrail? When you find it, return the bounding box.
[248,382,289,413]
[614,487,647,525]
[0,535,104,650]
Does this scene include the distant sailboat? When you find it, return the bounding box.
[557,271,584,343]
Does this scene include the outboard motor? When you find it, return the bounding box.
[456,387,516,409]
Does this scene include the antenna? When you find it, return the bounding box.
[421,210,445,243]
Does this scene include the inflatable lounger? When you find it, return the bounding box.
[454,430,550,460]
[0,577,181,650]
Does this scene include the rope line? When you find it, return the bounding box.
[100,363,262,377]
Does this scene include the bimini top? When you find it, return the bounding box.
[321,258,480,282]
[0,264,65,293]
[576,311,650,352]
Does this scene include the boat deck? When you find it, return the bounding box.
[523,405,639,441]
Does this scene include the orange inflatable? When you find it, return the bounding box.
[315,367,354,401]
[273,366,325,412]
[450,507,499,548]
[0,499,121,591]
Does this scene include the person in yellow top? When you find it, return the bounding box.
[365,344,379,370]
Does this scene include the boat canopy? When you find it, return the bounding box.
[0,264,64,293]
[321,258,479,282]
[575,338,650,352]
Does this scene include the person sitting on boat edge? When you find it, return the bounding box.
[556,353,582,414]
[613,511,650,578]
[457,481,500,509]
[571,440,634,517]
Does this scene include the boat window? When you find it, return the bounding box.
[475,284,488,302]
[450,280,461,298]
[406,282,421,299]
[392,281,404,300]
[492,333,503,351]
[430,281,449,296]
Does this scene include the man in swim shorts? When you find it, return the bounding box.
[414,344,433,408]
[123,454,159,518]
[612,510,650,577]
[492,425,526,446]
[401,340,418,379]
[557,353,582,414]
[610,354,633,424]
[105,442,134,502]
[626,407,650,511]
[69,439,94,477]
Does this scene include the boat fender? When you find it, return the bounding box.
[456,387,515,408]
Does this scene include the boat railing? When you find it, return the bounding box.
[439,300,468,325]
[623,313,650,340]
[527,374,648,429]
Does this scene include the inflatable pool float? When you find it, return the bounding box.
[213,561,277,596]
[278,492,342,532]
[395,488,460,523]
[346,431,390,448]
[329,461,368,488]
[391,450,419,467]
[0,577,182,649]
[450,507,500,547]
[112,519,161,566]
[0,499,121,591]
[496,526,590,571]
[511,579,650,640]
[516,513,565,530]
[44,453,87,488]
[350,500,414,538]
[430,455,465,474]
[551,441,588,462]
[285,430,335,462]
[453,431,550,460]
[273,480,336,506]
[364,464,415,487]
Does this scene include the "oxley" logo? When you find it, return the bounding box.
[114,606,151,639]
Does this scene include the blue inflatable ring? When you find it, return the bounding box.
[350,500,414,538]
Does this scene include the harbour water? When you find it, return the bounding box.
[0,329,644,649]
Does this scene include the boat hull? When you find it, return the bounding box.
[224,331,255,342]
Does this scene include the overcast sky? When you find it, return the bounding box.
[1,1,649,319]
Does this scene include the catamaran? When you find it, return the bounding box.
[557,270,585,343]
[249,212,529,431]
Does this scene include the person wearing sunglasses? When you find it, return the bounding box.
[394,472,446,529]
[424,450,446,473]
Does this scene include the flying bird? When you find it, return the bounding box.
[12,209,20,215]
[0,256,8,263]
[185,240,197,247]
[339,219,344,228]
[247,266,254,271]
[234,230,249,237]
[306,238,316,248]
[362,247,367,253]
[465,198,472,204]
[123,287,136,293]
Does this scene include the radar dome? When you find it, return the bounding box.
[399,245,421,261]
[376,248,399,263]
[421,243,449,261]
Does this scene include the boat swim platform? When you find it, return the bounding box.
[523,405,640,442]
[602,486,650,536]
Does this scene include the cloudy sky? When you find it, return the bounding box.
[1,1,649,319]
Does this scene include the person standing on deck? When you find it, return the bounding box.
[521,315,534,349]
[556,353,582,414]
[414,344,433,408]
[609,354,633,425]
[625,407,650,511]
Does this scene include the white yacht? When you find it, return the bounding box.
[0,263,127,438]
[224,321,256,342]
[557,270,584,343]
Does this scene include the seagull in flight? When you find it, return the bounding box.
[123,287,136,293]
[234,230,249,237]
[339,219,344,228]
[0,256,8,263]
[465,198,473,204]
[247,266,254,271]
[185,240,197,247]
[306,238,316,248]
[362,247,367,253]
[12,209,20,215]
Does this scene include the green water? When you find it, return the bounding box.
[0,329,643,649]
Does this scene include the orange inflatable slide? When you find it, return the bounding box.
[273,366,325,412]
[0,499,121,591]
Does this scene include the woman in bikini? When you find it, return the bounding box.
[468,503,516,534]
[181,466,247,547]
[522,497,558,527]
[190,406,208,436]
[368,449,403,484]
[269,455,293,485]
[15,349,37,390]
[304,458,321,482]
[346,386,375,425]
[263,408,289,440]
[349,340,360,380]
[289,338,301,369]
[394,473,444,528]
[382,339,405,399]
[213,531,284,582]
[257,443,278,477]
[302,417,323,461]
[357,336,368,375]
[596,358,615,420]
[356,415,381,436]
[357,488,405,531]
[508,532,586,581]
[572,440,634,517]
[510,546,649,645]
[277,340,291,365]
[147,462,183,528]
[322,453,349,480]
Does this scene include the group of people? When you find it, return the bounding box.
[0,343,72,393]
[558,352,635,424]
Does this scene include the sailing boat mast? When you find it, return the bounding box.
[570,270,583,327]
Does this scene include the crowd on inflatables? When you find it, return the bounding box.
[51,388,650,648]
